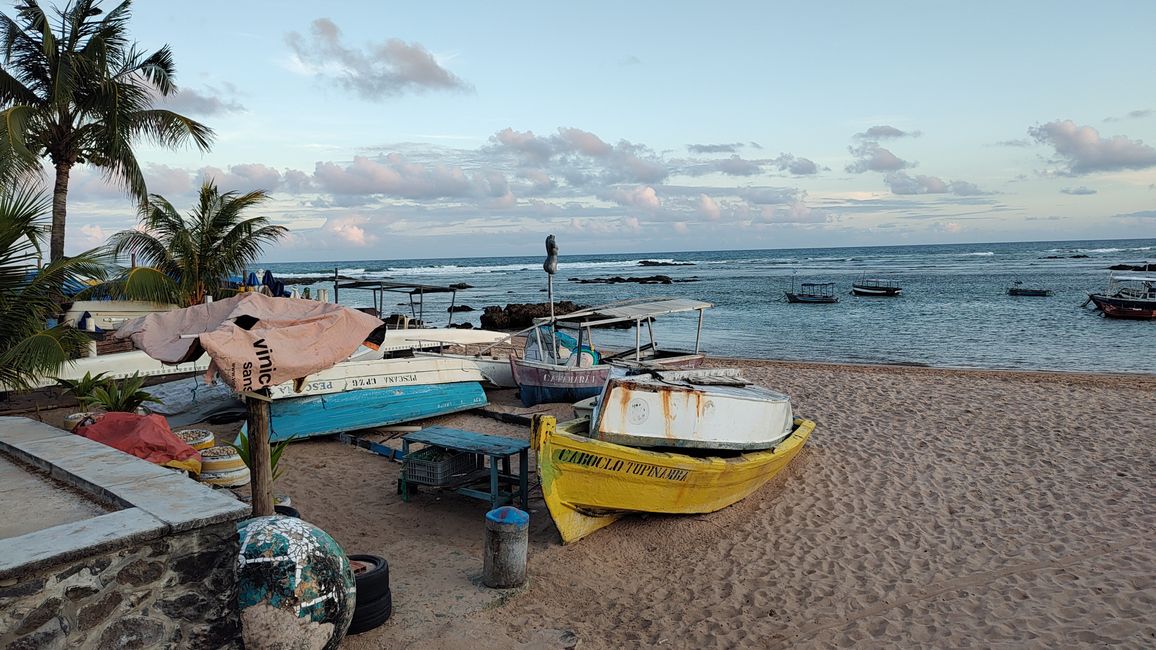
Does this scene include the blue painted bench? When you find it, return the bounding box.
[399,426,530,510]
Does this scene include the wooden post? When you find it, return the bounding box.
[246,391,275,517]
[483,507,529,588]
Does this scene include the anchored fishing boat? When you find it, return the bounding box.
[785,282,839,304]
[509,298,711,406]
[588,369,794,451]
[1006,281,1052,297]
[1086,273,1156,319]
[530,414,815,544]
[851,276,902,297]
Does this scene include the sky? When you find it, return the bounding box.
[45,0,1156,261]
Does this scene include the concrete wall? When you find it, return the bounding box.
[0,522,240,649]
[0,417,252,650]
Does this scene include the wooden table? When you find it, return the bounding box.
[400,426,530,510]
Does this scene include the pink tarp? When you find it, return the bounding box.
[75,412,202,473]
[116,293,383,392]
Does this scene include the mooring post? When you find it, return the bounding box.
[483,506,529,588]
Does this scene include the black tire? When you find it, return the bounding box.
[348,554,390,601]
[347,589,392,635]
[273,505,301,518]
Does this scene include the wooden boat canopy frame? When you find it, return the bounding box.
[478,297,714,366]
[332,272,463,327]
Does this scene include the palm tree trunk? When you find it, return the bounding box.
[51,161,72,262]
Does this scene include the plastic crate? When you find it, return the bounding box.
[404,447,479,486]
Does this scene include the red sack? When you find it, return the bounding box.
[75,412,202,473]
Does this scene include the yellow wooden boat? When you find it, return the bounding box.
[530,414,815,543]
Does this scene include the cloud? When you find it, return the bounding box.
[854,125,921,140]
[143,164,194,197]
[286,18,471,99]
[1104,109,1152,122]
[994,139,1031,147]
[312,154,474,198]
[846,142,909,173]
[741,187,799,205]
[755,202,830,225]
[600,185,660,211]
[199,163,283,193]
[77,224,106,248]
[1028,119,1156,174]
[160,85,245,117]
[1061,186,1097,195]
[716,155,761,176]
[884,172,987,196]
[932,222,963,234]
[619,55,641,66]
[687,143,743,154]
[1110,209,1156,219]
[696,194,721,221]
[770,154,819,175]
[488,127,669,185]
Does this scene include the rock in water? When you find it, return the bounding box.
[236,515,356,650]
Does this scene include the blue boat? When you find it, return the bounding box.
[247,382,488,442]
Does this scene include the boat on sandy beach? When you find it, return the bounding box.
[587,368,795,451]
[260,381,488,442]
[509,298,711,406]
[785,282,839,303]
[530,414,815,543]
[1086,273,1156,319]
[851,276,902,297]
[61,299,180,331]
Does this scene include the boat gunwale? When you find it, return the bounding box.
[553,416,815,465]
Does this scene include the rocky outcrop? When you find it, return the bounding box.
[447,305,474,313]
[638,260,694,267]
[567,275,699,285]
[1107,263,1156,271]
[480,301,584,330]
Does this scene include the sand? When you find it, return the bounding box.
[14,361,1155,648]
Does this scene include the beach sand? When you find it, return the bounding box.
[16,361,1156,648]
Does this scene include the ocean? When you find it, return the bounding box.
[260,238,1156,374]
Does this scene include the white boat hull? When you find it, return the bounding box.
[268,355,487,399]
[2,351,211,391]
[414,351,517,388]
[592,370,794,451]
[62,300,179,330]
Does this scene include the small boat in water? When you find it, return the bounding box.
[851,276,902,297]
[785,282,839,304]
[1086,273,1156,319]
[530,414,815,544]
[1007,281,1052,297]
[589,369,794,451]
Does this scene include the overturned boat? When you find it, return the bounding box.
[531,414,815,544]
[589,369,794,451]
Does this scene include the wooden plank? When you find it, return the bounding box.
[404,426,529,455]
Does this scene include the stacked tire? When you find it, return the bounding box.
[197,446,250,487]
[175,428,216,451]
[347,554,391,635]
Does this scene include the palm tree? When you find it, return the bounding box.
[106,181,287,307]
[0,183,105,389]
[0,0,213,262]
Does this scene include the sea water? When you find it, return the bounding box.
[260,238,1156,374]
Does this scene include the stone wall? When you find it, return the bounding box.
[0,522,241,650]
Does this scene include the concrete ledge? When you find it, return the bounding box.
[0,417,251,577]
[0,508,167,579]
